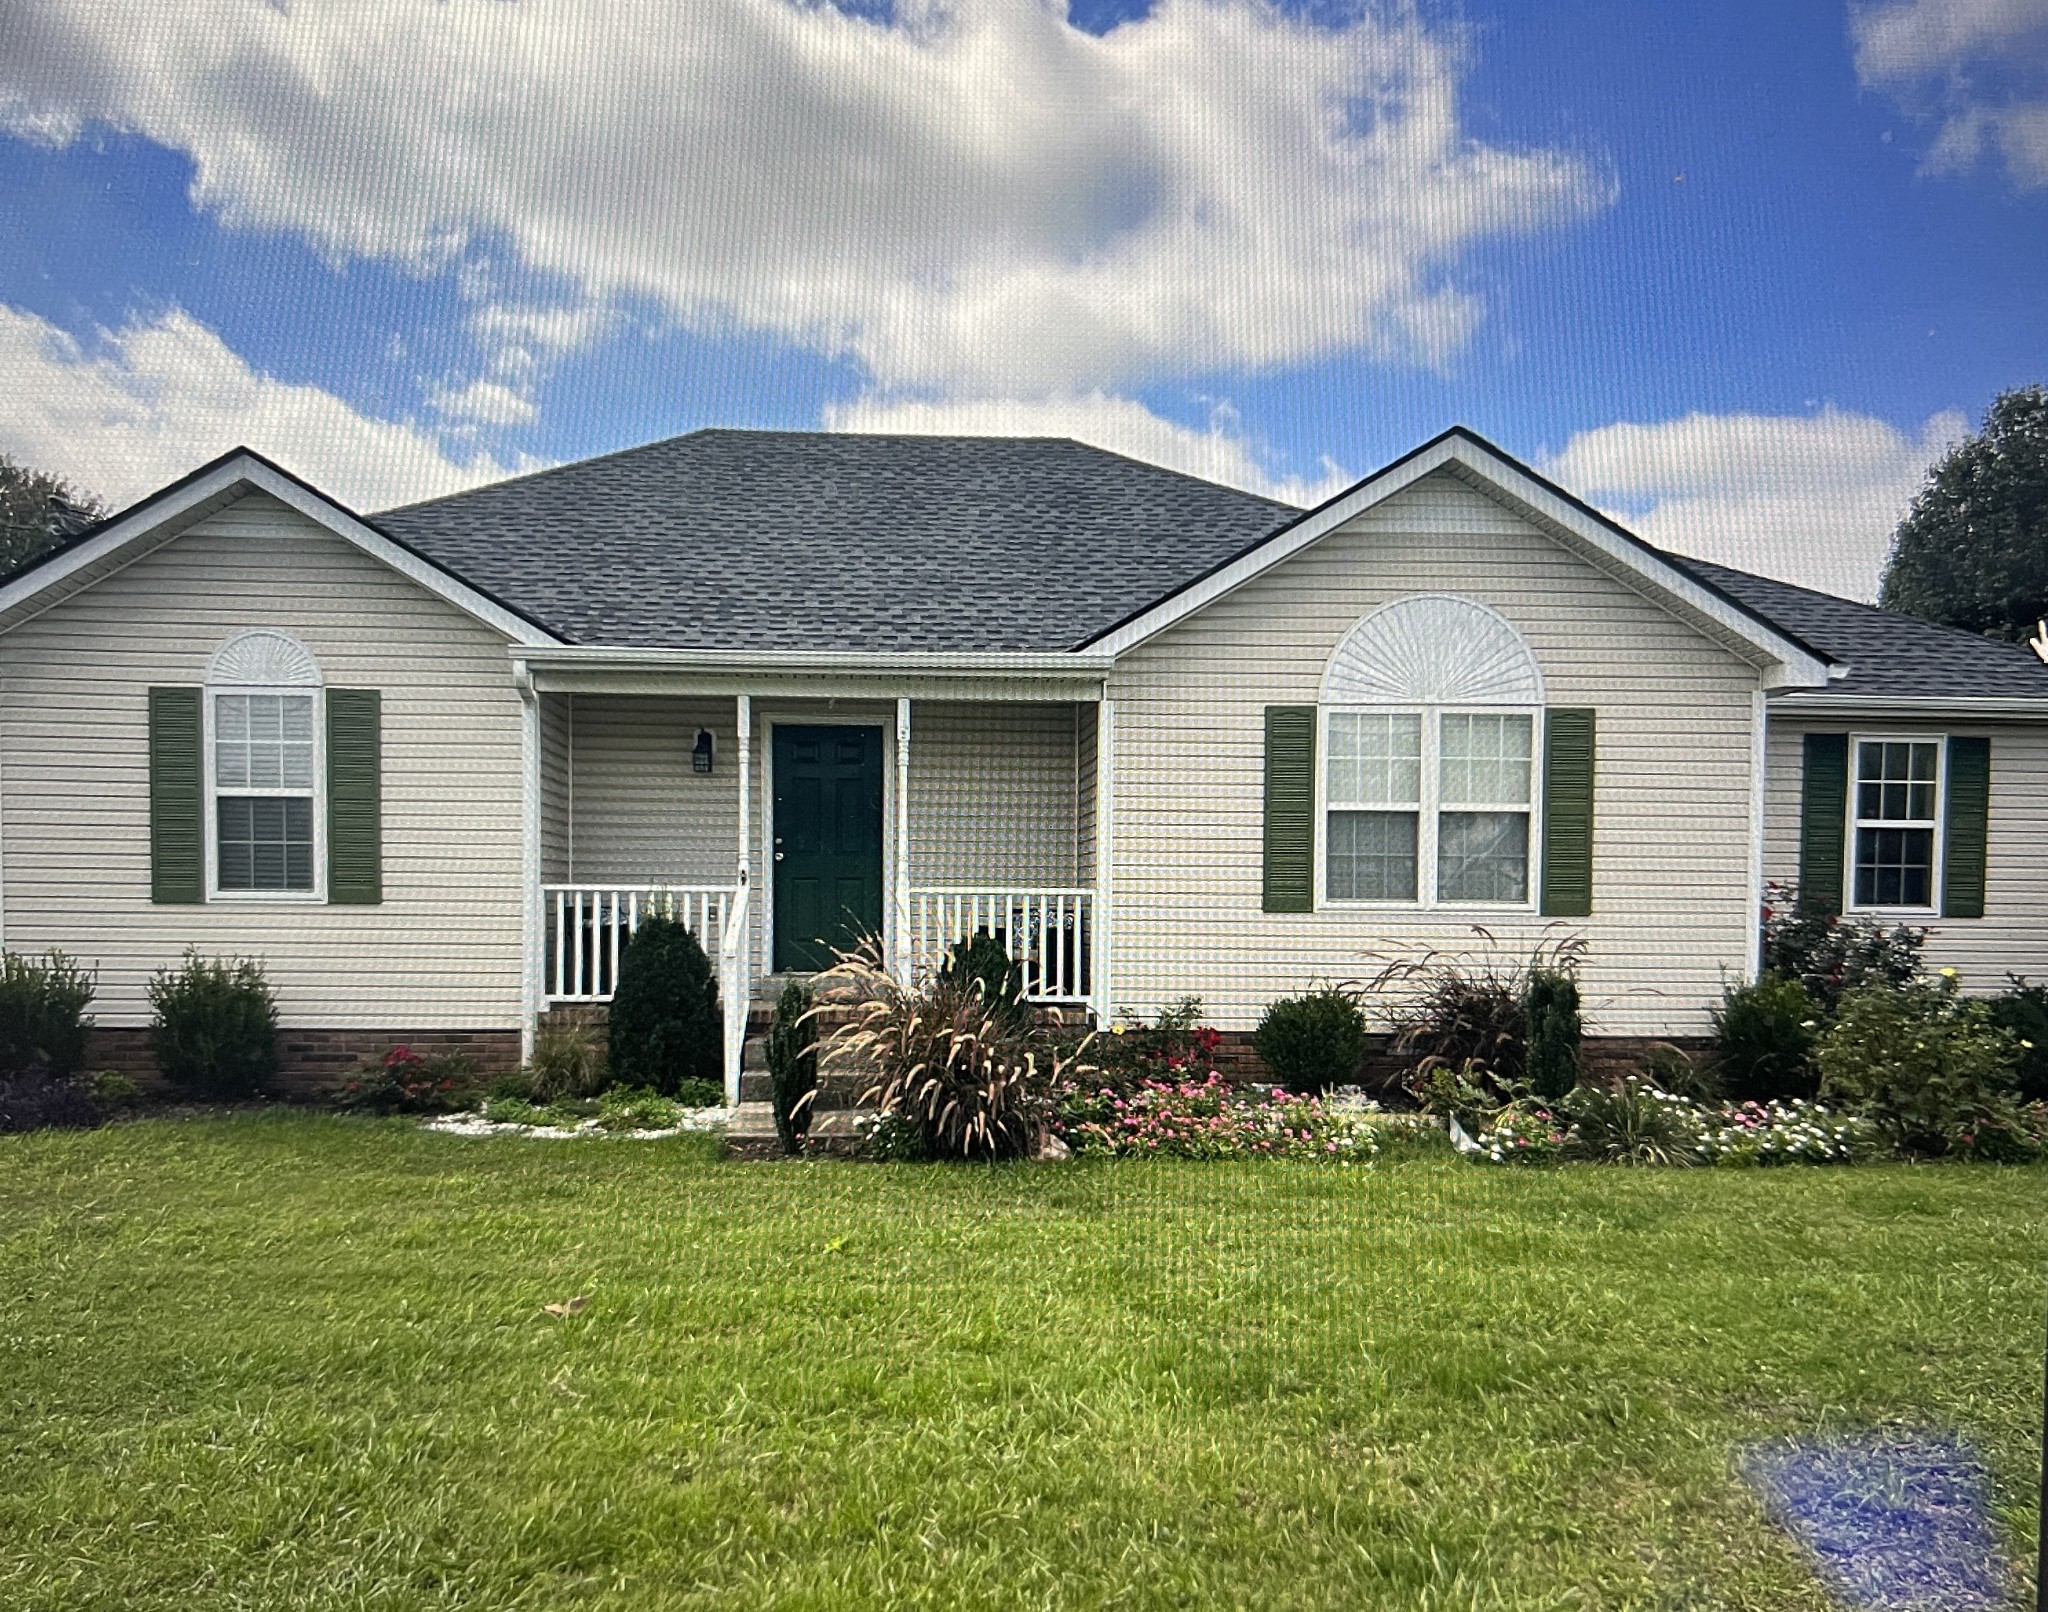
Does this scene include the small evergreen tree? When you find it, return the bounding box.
[1523,968,1581,1101]
[1253,988,1367,1093]
[766,979,818,1154]
[606,915,722,1097]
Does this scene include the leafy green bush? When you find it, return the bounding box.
[1818,977,2027,1158]
[525,1019,608,1101]
[1711,973,1819,1102]
[605,916,722,1097]
[594,1085,681,1132]
[333,1045,479,1115]
[1093,997,1218,1084]
[1641,1042,1721,1103]
[939,930,1027,1031]
[766,979,817,1153]
[0,950,95,1078]
[1760,883,1925,1011]
[1561,1078,1702,1166]
[1404,1055,1504,1133]
[1523,968,1581,1101]
[1987,975,2048,1102]
[147,951,277,1098]
[672,1076,723,1108]
[1252,987,1366,1093]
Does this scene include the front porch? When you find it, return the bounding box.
[516,658,1115,1103]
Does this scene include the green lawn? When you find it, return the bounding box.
[2,1117,2045,1610]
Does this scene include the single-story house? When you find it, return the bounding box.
[2,426,2042,1096]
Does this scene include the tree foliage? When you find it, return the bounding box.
[1879,385,2048,642]
[0,455,106,576]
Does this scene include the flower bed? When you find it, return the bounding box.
[1052,1072,1383,1163]
[1470,1082,1882,1167]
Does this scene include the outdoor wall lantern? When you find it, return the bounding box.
[692,728,714,775]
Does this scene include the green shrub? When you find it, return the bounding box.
[1252,988,1367,1093]
[605,916,722,1098]
[333,1045,479,1115]
[594,1085,681,1132]
[1523,967,1581,1101]
[766,979,818,1153]
[1562,1078,1702,1166]
[1711,973,1818,1102]
[0,949,96,1078]
[525,1018,608,1101]
[1094,997,1216,1083]
[1818,977,2026,1157]
[147,951,277,1098]
[91,1069,141,1110]
[1404,1055,1505,1133]
[1988,975,2048,1103]
[939,930,1027,1031]
[673,1077,723,1107]
[1760,883,1924,1011]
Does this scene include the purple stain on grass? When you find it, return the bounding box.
[1741,1432,2018,1610]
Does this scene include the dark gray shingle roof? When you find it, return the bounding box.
[376,429,1294,652]
[371,425,2048,702]
[1664,556,2048,702]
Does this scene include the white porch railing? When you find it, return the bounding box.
[542,884,736,1003]
[907,887,1096,1004]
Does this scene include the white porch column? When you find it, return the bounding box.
[1093,693,1114,1025]
[894,696,912,984]
[727,693,753,1106]
[517,669,542,1062]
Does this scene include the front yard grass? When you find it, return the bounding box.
[2,1115,2044,1609]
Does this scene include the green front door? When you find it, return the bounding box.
[772,724,885,973]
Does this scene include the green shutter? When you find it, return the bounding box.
[1942,735,1990,920]
[1539,708,1595,917]
[1798,732,1849,914]
[148,686,203,904]
[1262,705,1315,913]
[326,688,382,905]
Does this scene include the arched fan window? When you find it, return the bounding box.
[1319,595,1543,907]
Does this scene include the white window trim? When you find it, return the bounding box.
[1315,703,1544,912]
[204,684,327,904]
[1844,731,1944,918]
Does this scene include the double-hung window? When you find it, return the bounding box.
[1850,737,1940,910]
[1324,708,1536,906]
[212,691,319,893]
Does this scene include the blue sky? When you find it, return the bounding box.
[1,0,2043,598]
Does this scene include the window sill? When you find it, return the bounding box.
[207,890,326,905]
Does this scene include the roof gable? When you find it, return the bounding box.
[0,449,560,647]
[1081,428,1834,690]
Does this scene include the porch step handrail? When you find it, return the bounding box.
[541,883,736,1004]
[907,885,1095,1005]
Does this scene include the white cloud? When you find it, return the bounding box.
[0,303,519,510]
[0,0,1608,395]
[1544,407,1968,602]
[824,390,1349,506]
[1853,0,2048,186]
[430,376,539,428]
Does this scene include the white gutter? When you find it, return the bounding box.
[1771,692,2048,718]
[510,645,1115,680]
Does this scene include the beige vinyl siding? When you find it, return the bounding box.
[1076,700,1099,886]
[1108,469,1765,1036]
[539,692,572,883]
[0,491,526,1028]
[905,701,1078,887]
[1763,713,2048,990]
[556,696,1084,967]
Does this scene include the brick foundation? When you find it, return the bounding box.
[88,1026,523,1099]
[1206,1030,1714,1091]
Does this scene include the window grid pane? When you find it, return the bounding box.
[1851,739,1938,908]
[217,795,314,892]
[215,693,316,793]
[1327,810,1418,901]
[1437,810,1529,903]
[1439,712,1533,806]
[1326,711,1421,806]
